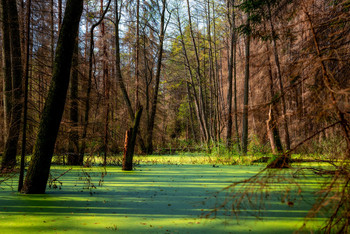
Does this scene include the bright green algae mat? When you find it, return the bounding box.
[0,163,326,233]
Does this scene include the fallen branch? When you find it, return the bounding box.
[51,168,72,182]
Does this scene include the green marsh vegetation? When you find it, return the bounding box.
[0,151,348,233]
[0,154,333,233]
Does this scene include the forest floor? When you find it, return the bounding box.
[0,154,328,233]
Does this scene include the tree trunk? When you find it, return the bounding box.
[226,0,235,148]
[135,0,140,108]
[267,3,291,151]
[115,0,147,153]
[266,105,283,154]
[176,4,206,144]
[186,82,198,142]
[186,0,210,144]
[58,0,62,32]
[1,0,23,170]
[21,0,84,194]
[18,0,31,192]
[80,0,112,163]
[1,0,12,143]
[241,12,250,155]
[233,30,240,152]
[145,0,166,154]
[67,39,80,165]
[264,32,284,155]
[100,0,110,165]
[123,106,143,170]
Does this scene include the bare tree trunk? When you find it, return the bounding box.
[211,1,220,142]
[241,12,250,155]
[58,0,62,32]
[186,0,211,144]
[80,0,112,163]
[233,25,240,152]
[206,0,215,141]
[226,0,234,148]
[115,0,134,119]
[1,0,12,144]
[267,3,291,151]
[115,0,147,152]
[18,0,31,192]
[100,0,110,165]
[1,0,23,170]
[175,6,206,144]
[135,0,140,108]
[67,39,80,165]
[186,82,198,143]
[50,0,54,67]
[146,0,166,154]
[21,0,84,194]
[261,20,284,155]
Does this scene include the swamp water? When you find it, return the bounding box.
[0,163,326,233]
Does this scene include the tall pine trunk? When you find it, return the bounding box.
[22,0,84,194]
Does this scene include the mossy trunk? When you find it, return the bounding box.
[1,0,23,170]
[21,0,83,194]
[123,106,143,171]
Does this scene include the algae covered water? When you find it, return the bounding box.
[0,163,326,233]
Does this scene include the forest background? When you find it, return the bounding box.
[2,0,349,163]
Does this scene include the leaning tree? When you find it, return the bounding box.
[21,0,84,194]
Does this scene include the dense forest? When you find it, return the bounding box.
[1,0,349,161]
[0,0,349,232]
